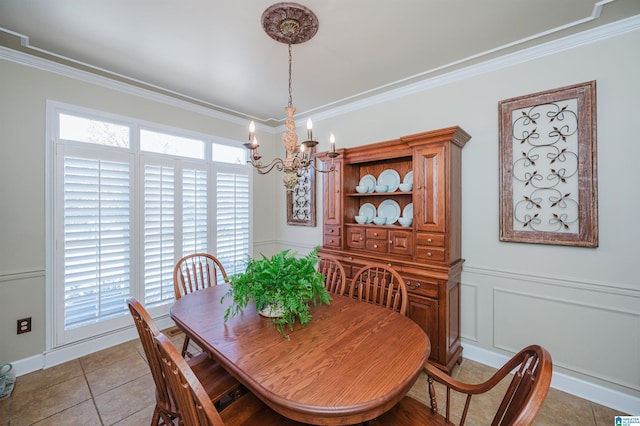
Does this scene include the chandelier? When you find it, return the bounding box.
[244,2,339,191]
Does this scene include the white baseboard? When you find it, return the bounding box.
[462,342,640,415]
[11,316,175,376]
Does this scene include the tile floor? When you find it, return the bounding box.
[0,329,627,425]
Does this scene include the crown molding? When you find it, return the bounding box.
[308,14,640,123]
[2,14,639,133]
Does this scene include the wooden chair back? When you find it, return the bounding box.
[428,345,552,426]
[349,263,408,315]
[371,345,552,426]
[174,253,228,299]
[489,345,552,425]
[127,298,177,424]
[155,333,226,426]
[318,256,347,295]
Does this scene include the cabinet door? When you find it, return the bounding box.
[407,294,439,361]
[322,158,342,226]
[414,144,447,233]
[345,226,366,250]
[389,230,413,256]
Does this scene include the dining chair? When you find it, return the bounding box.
[369,345,553,426]
[174,253,229,356]
[127,298,240,425]
[317,256,347,295]
[349,262,408,315]
[154,332,306,426]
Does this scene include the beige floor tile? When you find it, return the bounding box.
[0,397,9,426]
[10,375,92,426]
[80,341,139,373]
[131,339,147,362]
[11,359,83,398]
[112,405,157,426]
[534,387,594,425]
[85,352,149,396]
[30,399,102,426]
[593,401,629,425]
[94,372,156,425]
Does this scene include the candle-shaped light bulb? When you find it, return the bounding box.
[330,133,336,152]
[306,117,313,140]
[252,136,258,147]
[249,121,255,141]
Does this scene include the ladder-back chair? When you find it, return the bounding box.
[370,345,553,426]
[154,332,306,426]
[318,256,347,295]
[349,262,408,315]
[173,253,228,356]
[127,298,240,425]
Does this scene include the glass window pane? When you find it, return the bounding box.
[140,129,205,159]
[212,143,246,165]
[59,113,130,148]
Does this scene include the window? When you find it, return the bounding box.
[49,102,251,346]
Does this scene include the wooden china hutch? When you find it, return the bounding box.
[317,126,470,373]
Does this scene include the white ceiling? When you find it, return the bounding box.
[1,0,638,126]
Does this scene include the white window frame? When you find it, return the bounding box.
[45,100,252,349]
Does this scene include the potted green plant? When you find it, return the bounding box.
[222,246,331,338]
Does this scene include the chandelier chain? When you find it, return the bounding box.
[287,43,293,109]
[246,3,338,191]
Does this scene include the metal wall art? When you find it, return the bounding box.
[499,81,598,247]
[286,167,316,226]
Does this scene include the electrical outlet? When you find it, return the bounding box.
[17,317,32,334]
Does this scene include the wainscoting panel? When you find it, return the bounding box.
[461,266,640,413]
[460,283,478,342]
[494,288,640,391]
[462,266,640,393]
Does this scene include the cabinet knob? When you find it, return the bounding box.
[329,239,334,244]
[373,232,378,236]
[406,280,412,289]
[415,282,421,288]
[359,237,364,241]
[387,263,392,267]
[373,244,378,249]
[427,252,432,257]
[427,238,432,243]
[388,240,393,244]
[348,257,353,260]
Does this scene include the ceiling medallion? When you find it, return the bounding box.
[261,2,319,44]
[245,3,338,192]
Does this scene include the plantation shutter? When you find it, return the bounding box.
[62,156,131,330]
[216,171,250,278]
[143,164,175,307]
[183,168,208,255]
[51,103,252,347]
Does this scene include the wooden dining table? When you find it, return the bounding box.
[170,284,430,425]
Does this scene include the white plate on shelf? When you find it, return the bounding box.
[378,199,400,225]
[377,169,400,192]
[359,203,376,223]
[359,175,376,193]
[403,203,413,219]
[403,171,413,184]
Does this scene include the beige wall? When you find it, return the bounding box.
[277,26,640,411]
[1,20,639,413]
[0,58,281,363]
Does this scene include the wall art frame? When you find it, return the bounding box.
[286,167,316,226]
[498,81,598,247]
